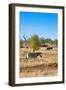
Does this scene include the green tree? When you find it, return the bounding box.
[28,35,40,52]
[40,37,46,46]
[45,38,54,44]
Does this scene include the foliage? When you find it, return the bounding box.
[20,34,58,48]
[40,38,46,46]
[40,38,58,45]
[45,38,54,44]
[28,35,40,52]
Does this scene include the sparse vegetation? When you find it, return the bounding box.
[20,34,58,78]
[20,35,58,49]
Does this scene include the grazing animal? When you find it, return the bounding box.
[26,52,42,59]
[47,47,53,50]
[42,45,48,47]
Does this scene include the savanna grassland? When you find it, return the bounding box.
[19,47,58,78]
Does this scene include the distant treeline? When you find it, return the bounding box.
[39,37,58,46]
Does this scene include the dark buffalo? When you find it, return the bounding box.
[47,47,53,50]
[42,45,48,47]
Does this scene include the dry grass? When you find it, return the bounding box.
[19,47,58,78]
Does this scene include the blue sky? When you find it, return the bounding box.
[20,12,58,40]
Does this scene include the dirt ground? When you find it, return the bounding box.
[19,47,58,78]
